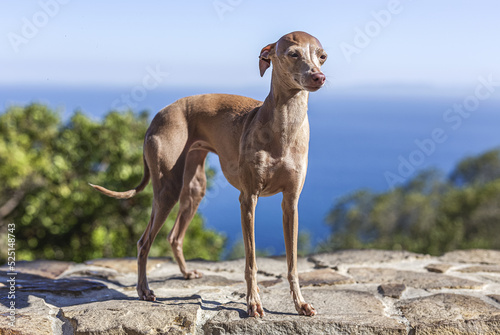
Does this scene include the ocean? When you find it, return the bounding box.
[2,84,500,255]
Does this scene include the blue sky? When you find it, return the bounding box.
[1,0,499,91]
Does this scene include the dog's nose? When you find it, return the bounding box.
[311,72,326,85]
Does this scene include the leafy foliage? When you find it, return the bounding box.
[0,104,225,263]
[322,149,500,255]
[450,149,500,186]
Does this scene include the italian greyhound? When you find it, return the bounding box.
[90,31,327,317]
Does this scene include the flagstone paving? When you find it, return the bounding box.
[1,249,499,334]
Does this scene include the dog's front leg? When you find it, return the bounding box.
[282,192,316,316]
[239,192,265,317]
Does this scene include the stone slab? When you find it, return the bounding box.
[298,269,354,287]
[0,260,74,280]
[17,278,108,296]
[185,256,314,279]
[458,265,500,273]
[397,293,500,334]
[182,258,245,274]
[348,267,483,290]
[259,278,283,288]
[378,283,406,299]
[440,249,500,265]
[480,274,500,284]
[203,288,407,335]
[151,274,241,290]
[0,270,108,298]
[2,250,500,335]
[62,299,200,335]
[309,249,427,269]
[85,257,172,274]
[425,263,453,273]
[0,295,69,335]
[257,256,315,277]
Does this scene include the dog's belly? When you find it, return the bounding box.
[187,140,242,190]
[218,156,242,191]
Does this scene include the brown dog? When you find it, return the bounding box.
[90,31,327,317]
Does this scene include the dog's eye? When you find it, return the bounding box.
[320,54,327,61]
[288,52,299,58]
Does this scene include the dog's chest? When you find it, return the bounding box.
[252,148,307,195]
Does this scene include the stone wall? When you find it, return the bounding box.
[1,249,500,334]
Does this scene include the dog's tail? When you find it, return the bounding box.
[89,156,150,199]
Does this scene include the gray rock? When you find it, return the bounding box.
[203,288,407,335]
[0,269,108,297]
[425,263,452,273]
[298,269,354,287]
[18,277,108,295]
[397,293,500,334]
[458,265,500,273]
[0,260,74,279]
[257,256,315,277]
[0,295,57,335]
[183,258,245,274]
[309,249,427,269]
[378,283,406,298]
[440,249,500,265]
[85,257,172,274]
[348,267,483,290]
[151,274,242,289]
[480,274,500,284]
[62,299,200,334]
[185,256,314,279]
[2,250,499,335]
[258,278,283,288]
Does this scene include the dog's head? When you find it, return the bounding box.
[259,31,327,92]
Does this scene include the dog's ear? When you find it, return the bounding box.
[259,43,275,77]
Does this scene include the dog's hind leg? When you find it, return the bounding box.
[136,118,189,301]
[136,163,186,300]
[167,149,209,279]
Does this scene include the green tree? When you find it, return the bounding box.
[322,149,500,255]
[450,148,500,186]
[0,104,225,263]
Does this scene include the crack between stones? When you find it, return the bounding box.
[376,294,414,335]
[257,269,279,278]
[486,295,500,309]
[196,305,213,334]
[42,299,75,335]
[194,292,223,335]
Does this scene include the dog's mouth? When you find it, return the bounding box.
[303,84,323,92]
[295,75,326,92]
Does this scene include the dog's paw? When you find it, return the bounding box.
[247,302,266,318]
[138,288,156,301]
[298,302,316,316]
[184,270,203,280]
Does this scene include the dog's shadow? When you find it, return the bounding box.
[157,295,246,317]
[156,294,296,318]
[0,269,295,319]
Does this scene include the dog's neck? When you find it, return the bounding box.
[259,73,310,147]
